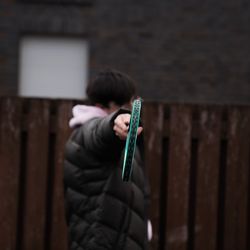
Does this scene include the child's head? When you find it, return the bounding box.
[86,69,137,112]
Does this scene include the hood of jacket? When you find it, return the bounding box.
[69,105,108,128]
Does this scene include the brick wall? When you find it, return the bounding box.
[0,0,250,104]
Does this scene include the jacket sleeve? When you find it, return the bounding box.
[79,108,131,159]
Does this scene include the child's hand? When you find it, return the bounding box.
[113,114,143,140]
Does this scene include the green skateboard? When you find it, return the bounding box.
[122,98,142,182]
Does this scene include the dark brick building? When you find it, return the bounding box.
[0,0,250,104]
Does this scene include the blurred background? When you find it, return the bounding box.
[0,0,250,103]
[0,1,250,250]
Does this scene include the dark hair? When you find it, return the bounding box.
[86,69,137,107]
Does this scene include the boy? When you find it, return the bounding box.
[64,69,150,250]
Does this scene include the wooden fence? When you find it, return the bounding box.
[0,97,249,250]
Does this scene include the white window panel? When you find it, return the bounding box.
[18,36,88,99]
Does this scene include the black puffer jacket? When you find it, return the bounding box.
[64,109,149,250]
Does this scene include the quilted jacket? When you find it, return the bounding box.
[64,109,149,250]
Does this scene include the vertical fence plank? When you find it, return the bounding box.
[166,105,192,250]
[21,99,50,250]
[0,97,21,250]
[143,102,164,250]
[224,107,250,250]
[194,107,221,250]
[49,100,73,250]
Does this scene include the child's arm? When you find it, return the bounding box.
[80,109,130,158]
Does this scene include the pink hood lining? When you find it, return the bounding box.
[69,105,108,128]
